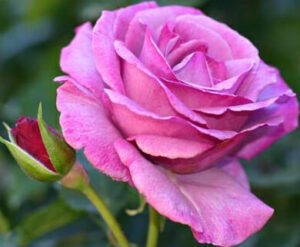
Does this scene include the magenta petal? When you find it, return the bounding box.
[115,41,207,125]
[125,6,202,55]
[237,78,299,160]
[113,1,157,40]
[129,135,212,159]
[114,140,274,246]
[156,133,246,174]
[60,22,103,98]
[139,28,176,80]
[178,15,258,59]
[174,16,233,60]
[174,52,213,87]
[104,88,236,142]
[115,40,177,117]
[167,39,208,67]
[237,61,278,101]
[206,56,227,84]
[210,59,255,93]
[56,81,130,182]
[157,24,179,55]
[93,11,125,93]
[164,80,252,111]
[216,157,250,190]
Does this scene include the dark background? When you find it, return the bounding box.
[0,0,300,246]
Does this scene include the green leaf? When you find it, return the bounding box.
[0,136,61,182]
[37,103,75,176]
[17,199,82,245]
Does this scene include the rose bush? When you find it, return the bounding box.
[55,2,299,246]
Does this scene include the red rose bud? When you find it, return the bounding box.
[0,104,75,182]
[11,116,56,171]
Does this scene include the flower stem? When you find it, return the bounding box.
[61,163,130,247]
[82,185,130,247]
[146,206,160,247]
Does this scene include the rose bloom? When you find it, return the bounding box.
[55,2,299,246]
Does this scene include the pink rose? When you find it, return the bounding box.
[55,2,299,246]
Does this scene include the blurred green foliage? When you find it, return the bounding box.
[0,0,299,246]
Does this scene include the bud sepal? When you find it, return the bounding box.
[37,104,75,175]
[0,135,61,182]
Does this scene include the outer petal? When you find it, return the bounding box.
[113,1,158,40]
[217,157,250,190]
[237,61,278,101]
[237,76,299,160]
[93,11,125,93]
[114,140,274,246]
[60,22,103,98]
[56,81,130,181]
[92,2,158,93]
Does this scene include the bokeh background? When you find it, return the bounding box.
[0,0,300,246]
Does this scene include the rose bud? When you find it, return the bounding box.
[0,104,75,182]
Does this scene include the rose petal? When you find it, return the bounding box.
[236,61,277,101]
[237,76,299,160]
[164,80,252,112]
[115,40,207,125]
[211,59,255,93]
[114,140,273,246]
[155,109,283,174]
[217,157,250,190]
[174,17,233,60]
[199,110,250,131]
[129,135,212,159]
[56,81,130,182]
[155,133,246,174]
[167,39,208,67]
[113,1,158,40]
[60,22,103,98]
[93,11,125,93]
[125,6,201,55]
[206,56,227,84]
[139,28,176,80]
[174,52,213,87]
[157,24,179,55]
[178,15,258,59]
[104,88,236,142]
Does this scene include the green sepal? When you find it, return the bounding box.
[38,104,75,176]
[3,122,15,143]
[0,136,61,182]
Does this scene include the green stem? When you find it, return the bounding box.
[82,185,130,247]
[0,209,10,233]
[146,206,160,247]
